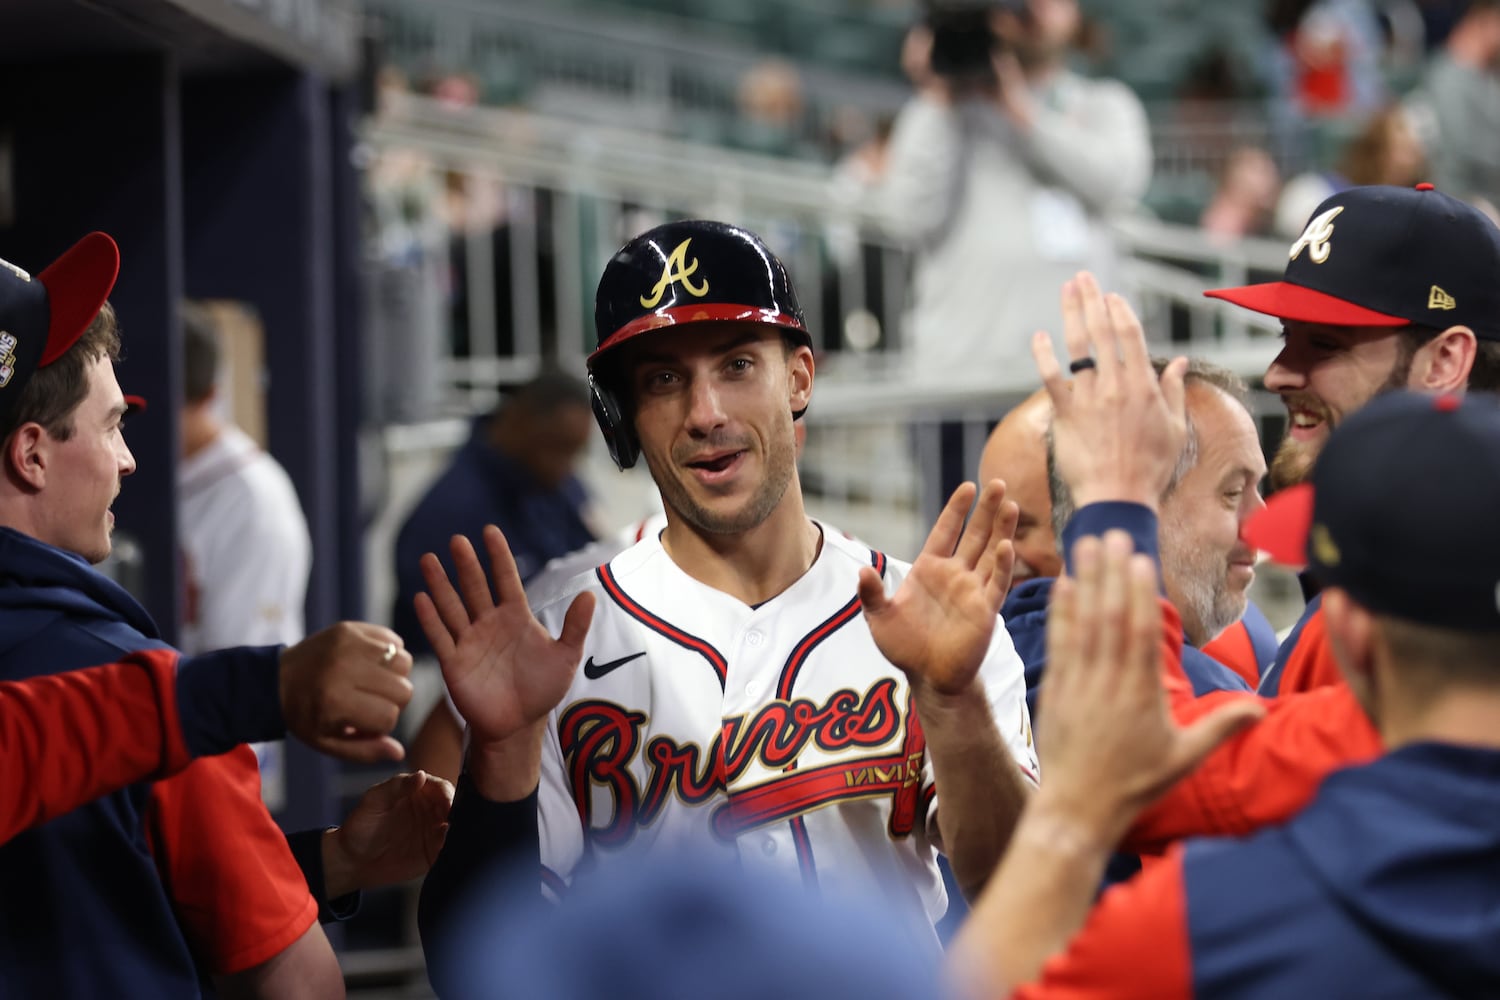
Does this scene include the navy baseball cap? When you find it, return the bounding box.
[1244,391,1500,631]
[590,220,807,371]
[1205,184,1500,340]
[0,232,121,426]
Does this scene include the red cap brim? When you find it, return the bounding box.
[588,303,806,368]
[36,232,120,367]
[123,394,147,415]
[1242,482,1316,566]
[1204,281,1409,327]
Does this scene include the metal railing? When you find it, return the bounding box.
[361,94,1290,548]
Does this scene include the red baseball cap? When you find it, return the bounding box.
[0,232,121,424]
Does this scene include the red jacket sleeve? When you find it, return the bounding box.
[1010,847,1193,1000]
[0,649,192,844]
[1269,606,1342,695]
[1124,681,1381,854]
[147,748,319,973]
[1200,621,1260,689]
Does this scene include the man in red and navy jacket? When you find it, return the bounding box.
[953,308,1500,995]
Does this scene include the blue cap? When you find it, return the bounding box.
[1206,184,1500,340]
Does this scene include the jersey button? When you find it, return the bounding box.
[762,838,777,856]
[746,630,764,647]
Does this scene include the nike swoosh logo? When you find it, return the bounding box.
[583,651,647,680]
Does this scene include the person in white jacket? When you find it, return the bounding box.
[881,0,1151,384]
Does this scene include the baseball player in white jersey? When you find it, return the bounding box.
[416,220,1038,964]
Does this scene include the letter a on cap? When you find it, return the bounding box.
[639,238,709,308]
[1289,206,1344,264]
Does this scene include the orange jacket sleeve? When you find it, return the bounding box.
[1267,606,1343,695]
[147,748,318,974]
[1010,848,1193,1000]
[0,649,191,844]
[1124,681,1380,854]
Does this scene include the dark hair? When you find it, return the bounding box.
[181,301,221,405]
[0,301,121,447]
[498,368,592,421]
[1048,358,1249,547]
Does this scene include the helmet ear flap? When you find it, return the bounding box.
[589,374,639,470]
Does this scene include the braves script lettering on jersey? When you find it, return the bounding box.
[529,521,1039,947]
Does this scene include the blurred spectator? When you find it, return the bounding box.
[177,302,311,812]
[879,0,1151,381]
[391,370,598,659]
[1405,0,1500,212]
[1201,146,1283,241]
[733,59,812,158]
[1274,104,1427,236]
[1266,0,1388,119]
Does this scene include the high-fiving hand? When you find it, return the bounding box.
[1037,531,1265,846]
[414,526,596,750]
[1031,272,1188,513]
[859,479,1018,696]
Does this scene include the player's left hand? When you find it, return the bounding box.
[1036,532,1264,844]
[323,770,455,898]
[859,479,1017,696]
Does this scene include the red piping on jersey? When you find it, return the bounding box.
[596,564,728,689]
[775,550,887,701]
[774,549,887,882]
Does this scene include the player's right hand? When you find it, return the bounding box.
[280,621,415,763]
[1036,532,1263,846]
[415,525,595,749]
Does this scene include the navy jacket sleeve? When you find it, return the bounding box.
[419,775,542,997]
[173,645,286,756]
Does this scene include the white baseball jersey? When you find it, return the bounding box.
[178,424,310,813]
[529,519,1039,949]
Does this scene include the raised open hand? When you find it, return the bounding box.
[414,525,595,749]
[1037,531,1264,845]
[1032,272,1188,512]
[859,479,1017,696]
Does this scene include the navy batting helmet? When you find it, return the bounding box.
[587,220,809,470]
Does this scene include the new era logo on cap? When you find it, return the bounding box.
[1244,391,1500,631]
[1206,184,1500,340]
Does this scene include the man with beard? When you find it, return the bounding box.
[1105,183,1500,855]
[1205,182,1500,695]
[414,220,1039,989]
[982,385,1276,689]
[953,390,1500,1000]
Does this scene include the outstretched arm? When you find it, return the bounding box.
[948,535,1260,998]
[414,527,594,981]
[861,479,1032,899]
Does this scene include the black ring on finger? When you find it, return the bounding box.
[1068,357,1098,374]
